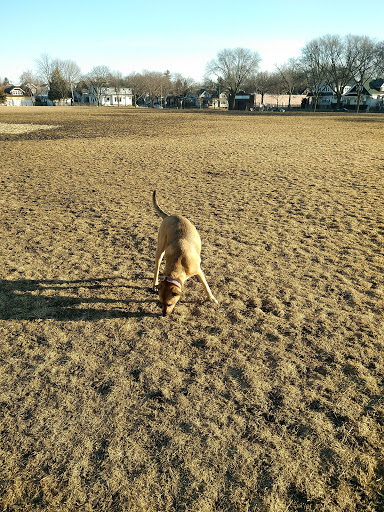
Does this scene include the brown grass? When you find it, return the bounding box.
[0,107,383,511]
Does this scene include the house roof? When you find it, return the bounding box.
[343,84,369,96]
[369,78,384,91]
[4,86,16,93]
[344,81,384,96]
[4,85,29,95]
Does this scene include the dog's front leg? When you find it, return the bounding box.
[153,249,165,290]
[197,270,218,304]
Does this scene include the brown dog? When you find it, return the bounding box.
[153,190,218,316]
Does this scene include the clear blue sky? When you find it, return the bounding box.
[1,0,383,84]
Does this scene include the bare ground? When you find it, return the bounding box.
[0,107,383,511]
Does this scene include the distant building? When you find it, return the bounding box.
[343,80,384,111]
[2,86,33,106]
[310,79,384,111]
[210,91,229,109]
[257,93,307,110]
[235,92,256,110]
[233,91,307,110]
[86,86,133,106]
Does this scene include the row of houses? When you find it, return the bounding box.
[0,84,215,108]
[2,79,384,111]
[314,80,384,111]
[231,80,384,111]
[0,84,133,107]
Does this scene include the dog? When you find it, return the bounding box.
[153,190,218,316]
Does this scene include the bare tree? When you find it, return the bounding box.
[248,71,273,107]
[268,72,287,110]
[110,70,125,106]
[85,65,111,106]
[139,70,171,107]
[172,73,195,108]
[346,35,383,112]
[19,70,39,86]
[126,72,147,106]
[301,34,384,111]
[61,60,81,105]
[299,38,328,111]
[161,71,172,106]
[36,53,57,84]
[143,70,161,106]
[206,47,261,109]
[34,55,81,104]
[373,40,384,75]
[321,34,357,109]
[276,58,305,109]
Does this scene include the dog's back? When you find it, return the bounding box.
[153,190,201,261]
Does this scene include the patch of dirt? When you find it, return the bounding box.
[0,122,60,134]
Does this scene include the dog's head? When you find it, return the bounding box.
[158,279,182,316]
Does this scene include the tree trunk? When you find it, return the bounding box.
[336,90,342,110]
[356,86,362,113]
[312,95,318,112]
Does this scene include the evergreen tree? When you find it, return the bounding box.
[48,66,67,103]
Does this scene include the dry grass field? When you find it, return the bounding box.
[0,106,383,512]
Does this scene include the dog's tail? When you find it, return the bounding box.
[153,190,168,219]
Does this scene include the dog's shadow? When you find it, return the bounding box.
[0,277,158,320]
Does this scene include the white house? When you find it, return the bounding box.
[343,80,384,111]
[210,91,229,109]
[3,86,33,106]
[313,84,340,109]
[312,79,384,111]
[87,87,133,106]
